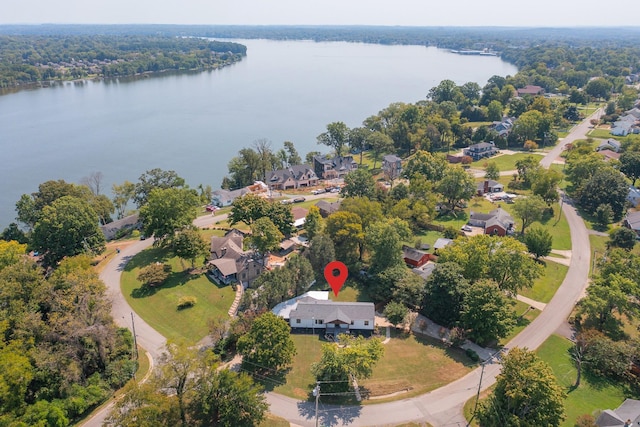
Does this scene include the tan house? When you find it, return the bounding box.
[207,229,263,287]
[265,164,318,190]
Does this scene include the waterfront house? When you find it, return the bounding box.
[207,229,263,287]
[313,155,358,180]
[265,164,318,191]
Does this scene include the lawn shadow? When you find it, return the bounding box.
[123,246,170,272]
[204,272,232,290]
[411,331,477,368]
[130,270,196,298]
[297,397,362,426]
[245,365,291,393]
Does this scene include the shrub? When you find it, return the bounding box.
[137,263,171,287]
[177,296,197,310]
[465,348,480,363]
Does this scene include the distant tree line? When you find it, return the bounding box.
[0,34,246,88]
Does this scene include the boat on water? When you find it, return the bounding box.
[450,49,498,56]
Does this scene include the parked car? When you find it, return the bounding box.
[293,197,306,203]
[280,199,293,205]
[461,225,472,232]
[330,187,340,193]
[312,188,326,195]
[205,204,218,212]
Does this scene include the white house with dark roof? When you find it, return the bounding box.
[597,138,622,153]
[289,299,375,335]
[625,211,640,238]
[464,142,498,161]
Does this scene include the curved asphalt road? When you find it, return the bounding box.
[86,109,599,427]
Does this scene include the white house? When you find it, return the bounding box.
[628,187,640,208]
[288,299,375,335]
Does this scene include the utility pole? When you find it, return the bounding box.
[313,382,320,427]
[131,312,138,361]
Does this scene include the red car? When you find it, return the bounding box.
[205,204,218,212]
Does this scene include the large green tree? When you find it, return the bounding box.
[577,167,629,220]
[172,228,209,268]
[307,233,336,280]
[134,168,186,207]
[620,151,640,187]
[342,168,376,199]
[461,279,516,345]
[250,217,284,259]
[32,195,106,266]
[317,121,350,157]
[325,211,364,266]
[237,312,296,373]
[513,194,546,235]
[438,234,543,296]
[421,262,469,327]
[139,187,199,242]
[478,347,566,427]
[365,218,411,274]
[436,166,475,213]
[524,226,553,259]
[311,335,384,394]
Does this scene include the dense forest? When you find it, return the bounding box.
[0,34,246,88]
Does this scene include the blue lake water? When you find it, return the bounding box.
[0,39,517,228]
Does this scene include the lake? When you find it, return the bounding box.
[0,39,517,229]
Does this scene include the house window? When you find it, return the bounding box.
[315,319,323,325]
[364,321,369,326]
[296,319,301,324]
[242,273,246,279]
[350,321,354,325]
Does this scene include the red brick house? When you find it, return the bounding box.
[402,245,432,268]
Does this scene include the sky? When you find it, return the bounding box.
[2,0,637,27]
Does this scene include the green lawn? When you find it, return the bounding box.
[519,262,568,304]
[471,152,544,172]
[273,332,475,403]
[259,414,290,427]
[499,300,541,346]
[537,334,629,427]
[121,246,235,344]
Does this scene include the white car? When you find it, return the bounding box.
[461,225,472,232]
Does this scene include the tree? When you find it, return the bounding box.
[436,166,475,213]
[391,271,426,311]
[487,100,503,121]
[304,206,323,240]
[365,219,411,274]
[134,168,186,207]
[585,77,613,100]
[438,234,542,296]
[478,348,566,427]
[620,151,640,186]
[512,110,544,143]
[283,140,302,166]
[311,334,384,394]
[346,127,368,164]
[340,197,384,230]
[237,312,296,373]
[139,187,199,242]
[307,233,336,279]
[403,150,448,182]
[367,131,394,169]
[428,79,461,103]
[577,167,629,220]
[524,226,553,259]
[317,121,349,157]
[608,227,636,251]
[285,254,314,296]
[0,239,27,270]
[189,367,267,427]
[0,223,28,244]
[173,228,209,268]
[325,211,364,267]
[578,274,637,335]
[461,279,517,345]
[250,217,284,259]
[578,329,634,380]
[228,194,293,235]
[515,155,541,187]
[137,263,171,287]
[112,180,136,219]
[223,148,262,189]
[253,138,278,181]
[532,169,561,205]
[105,381,180,427]
[513,195,546,235]
[595,204,613,229]
[157,342,200,427]
[421,262,469,327]
[484,162,500,181]
[342,168,375,199]
[32,196,106,267]
[384,301,409,329]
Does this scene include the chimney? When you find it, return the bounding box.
[484,180,490,194]
[221,247,227,257]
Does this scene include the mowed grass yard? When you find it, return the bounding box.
[471,152,544,172]
[273,332,475,403]
[537,334,629,427]
[519,261,569,304]
[121,246,235,344]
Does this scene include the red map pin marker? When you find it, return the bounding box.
[324,261,348,297]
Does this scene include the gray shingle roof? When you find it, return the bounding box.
[289,300,374,323]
